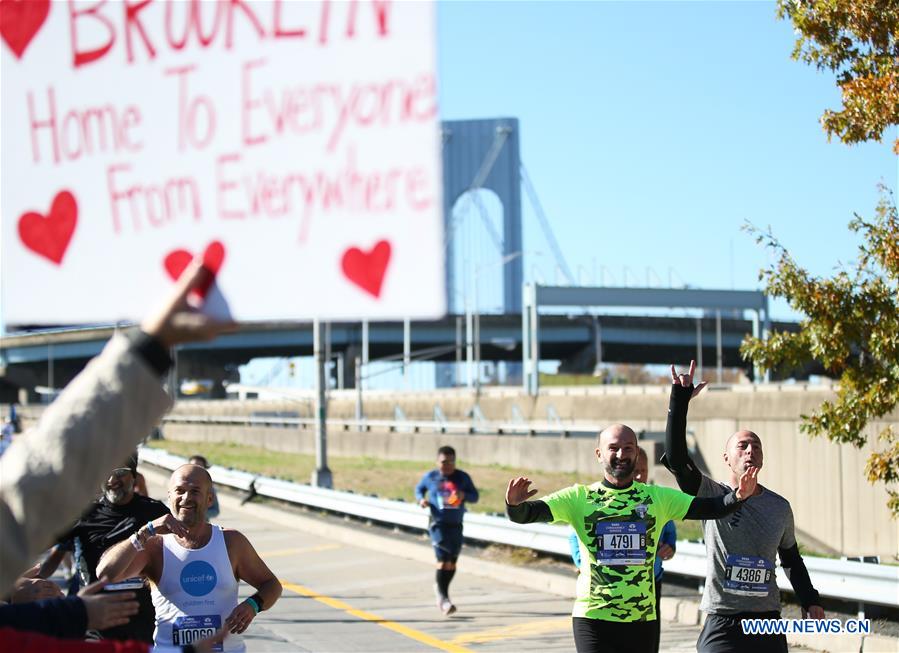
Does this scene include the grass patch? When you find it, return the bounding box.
[147,440,588,515]
[539,373,604,386]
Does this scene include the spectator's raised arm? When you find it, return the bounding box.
[0,261,234,593]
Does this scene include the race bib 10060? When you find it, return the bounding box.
[173,614,222,652]
[594,521,647,566]
[723,554,773,597]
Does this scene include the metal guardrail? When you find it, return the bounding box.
[658,542,899,609]
[253,476,427,530]
[162,413,601,437]
[138,447,899,610]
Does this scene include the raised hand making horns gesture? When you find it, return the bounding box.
[669,359,708,399]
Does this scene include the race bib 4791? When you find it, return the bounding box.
[595,521,647,566]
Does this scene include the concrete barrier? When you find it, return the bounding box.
[161,421,603,476]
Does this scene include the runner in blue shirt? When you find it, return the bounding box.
[415,445,478,616]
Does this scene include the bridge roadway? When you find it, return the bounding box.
[143,468,707,652]
[2,312,807,399]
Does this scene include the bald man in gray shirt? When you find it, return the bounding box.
[663,361,824,653]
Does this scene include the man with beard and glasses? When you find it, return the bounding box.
[663,361,824,653]
[506,424,760,653]
[98,464,281,652]
[37,454,169,642]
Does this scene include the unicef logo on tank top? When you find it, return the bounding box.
[179,560,217,597]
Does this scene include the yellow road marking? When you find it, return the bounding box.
[280,580,473,653]
[449,617,571,645]
[261,544,342,558]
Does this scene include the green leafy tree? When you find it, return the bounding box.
[741,190,899,515]
[744,1,899,517]
[777,0,899,153]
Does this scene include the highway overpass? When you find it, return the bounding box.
[0,311,808,401]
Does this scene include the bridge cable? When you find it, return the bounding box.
[520,162,576,285]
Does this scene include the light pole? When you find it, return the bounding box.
[354,355,363,430]
[311,319,333,488]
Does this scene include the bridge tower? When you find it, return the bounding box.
[441,118,524,314]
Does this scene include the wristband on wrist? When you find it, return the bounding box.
[146,521,156,536]
[129,532,144,552]
[249,592,265,611]
[245,597,260,615]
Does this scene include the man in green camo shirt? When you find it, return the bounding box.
[506,424,759,653]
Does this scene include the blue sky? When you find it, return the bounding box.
[436,1,896,319]
[244,0,896,388]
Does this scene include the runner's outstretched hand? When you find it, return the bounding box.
[506,477,538,506]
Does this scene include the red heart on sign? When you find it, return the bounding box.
[18,190,78,265]
[341,240,391,298]
[164,241,226,298]
[0,0,50,59]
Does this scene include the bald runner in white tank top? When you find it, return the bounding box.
[152,525,244,652]
[97,464,282,649]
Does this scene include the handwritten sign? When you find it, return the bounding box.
[0,0,445,325]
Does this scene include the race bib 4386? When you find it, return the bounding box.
[723,554,773,597]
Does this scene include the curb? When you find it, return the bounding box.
[142,467,896,653]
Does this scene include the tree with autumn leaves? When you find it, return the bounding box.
[777,0,899,153]
[740,1,899,516]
